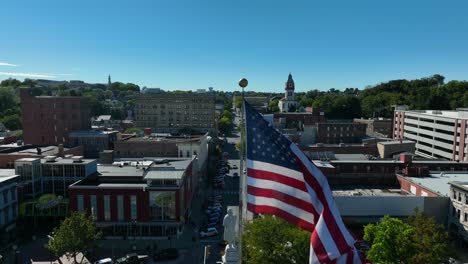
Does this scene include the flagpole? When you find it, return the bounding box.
[238,78,248,264]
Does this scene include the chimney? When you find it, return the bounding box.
[58,144,64,157]
[144,128,151,136]
[36,147,42,155]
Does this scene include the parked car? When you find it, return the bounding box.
[94,258,113,264]
[115,253,148,264]
[200,227,218,237]
[153,248,178,261]
[233,172,239,177]
[208,216,220,223]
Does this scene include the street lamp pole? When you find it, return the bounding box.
[237,78,248,264]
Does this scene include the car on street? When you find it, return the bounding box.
[208,216,220,223]
[200,227,218,237]
[153,248,179,261]
[94,258,113,264]
[115,253,148,264]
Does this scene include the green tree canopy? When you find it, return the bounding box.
[45,212,100,264]
[124,127,142,134]
[242,215,310,264]
[364,212,449,264]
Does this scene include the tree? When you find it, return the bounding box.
[1,114,21,130]
[364,213,450,264]
[45,212,100,264]
[268,100,279,113]
[124,127,142,134]
[242,215,309,264]
[218,116,232,136]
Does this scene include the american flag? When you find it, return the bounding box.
[244,101,362,264]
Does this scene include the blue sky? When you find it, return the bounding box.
[1,0,467,92]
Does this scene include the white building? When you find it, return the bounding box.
[0,169,19,242]
[394,107,468,161]
[278,73,299,113]
[448,181,468,241]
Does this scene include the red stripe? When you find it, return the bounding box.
[296,155,352,256]
[247,167,307,192]
[311,229,332,263]
[247,185,319,226]
[247,203,315,231]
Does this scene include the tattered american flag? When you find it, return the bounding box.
[244,101,362,264]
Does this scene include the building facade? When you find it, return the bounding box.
[14,156,97,198]
[69,158,196,238]
[0,170,19,244]
[134,93,215,132]
[353,118,393,138]
[68,130,118,158]
[393,108,468,161]
[20,88,91,145]
[448,181,468,241]
[278,73,299,112]
[316,123,367,144]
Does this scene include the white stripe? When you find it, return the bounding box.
[246,159,304,182]
[247,195,315,225]
[247,176,312,205]
[310,245,320,264]
[291,143,355,246]
[315,215,341,260]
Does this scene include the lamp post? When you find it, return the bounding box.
[238,78,247,264]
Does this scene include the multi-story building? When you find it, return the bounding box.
[134,93,215,132]
[20,88,91,145]
[393,107,468,161]
[353,117,393,138]
[0,169,19,243]
[68,130,118,158]
[316,123,367,144]
[448,181,468,241]
[14,156,97,198]
[69,158,196,238]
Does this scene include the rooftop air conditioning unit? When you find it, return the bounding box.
[45,156,56,162]
[72,156,83,163]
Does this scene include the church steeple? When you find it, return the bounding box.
[285,72,295,90]
[108,75,112,88]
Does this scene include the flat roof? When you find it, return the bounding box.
[334,154,369,161]
[40,158,95,165]
[402,110,468,119]
[0,169,16,177]
[98,165,146,177]
[402,173,468,196]
[144,159,192,180]
[378,140,415,145]
[333,188,412,197]
[450,181,468,192]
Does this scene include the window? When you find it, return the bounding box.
[465,213,468,222]
[459,192,462,202]
[90,195,97,220]
[130,195,137,220]
[10,187,15,201]
[104,195,111,221]
[453,191,457,199]
[77,195,84,212]
[186,150,190,157]
[149,191,176,221]
[117,195,124,221]
[193,150,197,156]
[466,195,468,205]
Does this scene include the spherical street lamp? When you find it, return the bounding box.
[238,78,248,89]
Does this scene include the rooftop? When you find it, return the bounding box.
[40,157,95,165]
[449,181,468,192]
[124,135,204,143]
[401,173,468,196]
[98,165,146,177]
[333,188,411,197]
[144,159,192,180]
[0,169,18,184]
[69,130,118,136]
[378,140,415,145]
[401,109,468,119]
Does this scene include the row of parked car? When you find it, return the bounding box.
[93,249,179,264]
[200,192,223,238]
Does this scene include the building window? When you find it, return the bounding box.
[179,150,183,157]
[149,191,176,221]
[453,191,457,199]
[104,195,111,221]
[90,195,97,220]
[194,150,197,156]
[117,195,124,221]
[186,150,190,157]
[10,187,15,201]
[458,192,462,202]
[130,195,137,220]
[465,213,468,222]
[77,195,84,212]
[466,195,468,205]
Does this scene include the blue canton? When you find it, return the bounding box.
[244,100,300,171]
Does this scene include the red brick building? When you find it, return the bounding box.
[69,158,196,238]
[316,123,367,144]
[20,89,91,145]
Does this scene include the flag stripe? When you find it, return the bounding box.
[247,171,309,201]
[247,167,308,192]
[292,144,354,255]
[246,159,304,182]
[247,185,317,223]
[311,230,333,263]
[247,203,315,231]
[247,195,315,227]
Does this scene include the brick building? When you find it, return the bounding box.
[134,93,215,133]
[69,158,196,238]
[20,88,91,145]
[353,117,393,138]
[68,130,118,158]
[316,123,367,144]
